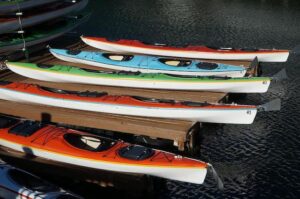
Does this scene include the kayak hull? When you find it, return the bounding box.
[0,0,88,34]
[50,49,247,78]
[0,86,257,124]
[7,62,270,93]
[81,36,290,62]
[0,139,207,184]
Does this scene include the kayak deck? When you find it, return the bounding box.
[0,41,258,151]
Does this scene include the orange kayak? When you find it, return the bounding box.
[0,81,258,124]
[0,116,210,184]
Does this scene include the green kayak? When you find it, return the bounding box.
[0,12,90,53]
[6,62,271,93]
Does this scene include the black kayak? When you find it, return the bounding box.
[0,0,89,34]
[0,12,91,53]
[0,0,60,14]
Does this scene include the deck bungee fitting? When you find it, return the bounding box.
[0,0,88,34]
[81,36,290,62]
[0,0,60,14]
[0,160,81,199]
[6,62,271,93]
[50,48,247,77]
[0,116,220,185]
[0,13,90,53]
[0,81,276,124]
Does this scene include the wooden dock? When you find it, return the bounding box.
[0,41,256,151]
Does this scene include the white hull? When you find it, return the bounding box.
[0,88,257,124]
[0,139,207,184]
[50,51,247,78]
[81,37,290,62]
[8,64,269,93]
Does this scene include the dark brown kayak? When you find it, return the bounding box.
[0,0,88,34]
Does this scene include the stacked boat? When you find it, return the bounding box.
[0,0,89,55]
[0,25,288,186]
[0,159,82,198]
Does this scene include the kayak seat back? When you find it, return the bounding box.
[102,53,134,61]
[196,62,219,70]
[64,133,116,152]
[158,58,191,67]
[8,121,43,137]
[118,145,155,161]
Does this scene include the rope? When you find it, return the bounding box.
[15,1,29,60]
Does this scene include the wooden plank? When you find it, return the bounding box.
[0,100,193,142]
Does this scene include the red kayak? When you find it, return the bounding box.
[0,115,215,184]
[0,81,259,124]
[81,36,290,62]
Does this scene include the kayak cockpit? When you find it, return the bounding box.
[102,53,134,61]
[8,121,44,137]
[196,62,219,70]
[64,133,116,152]
[118,145,155,160]
[158,58,192,67]
[41,86,108,98]
[36,64,54,69]
[8,168,59,192]
[132,96,175,104]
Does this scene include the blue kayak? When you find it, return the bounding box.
[50,48,247,77]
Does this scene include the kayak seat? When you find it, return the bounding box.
[196,62,218,70]
[8,168,58,192]
[159,58,191,67]
[0,116,18,129]
[118,145,154,161]
[67,50,82,55]
[37,64,54,69]
[64,133,116,152]
[8,121,43,137]
[77,91,107,98]
[102,53,134,61]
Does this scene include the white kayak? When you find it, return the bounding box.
[81,36,290,62]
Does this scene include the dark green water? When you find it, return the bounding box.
[75,0,300,198]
